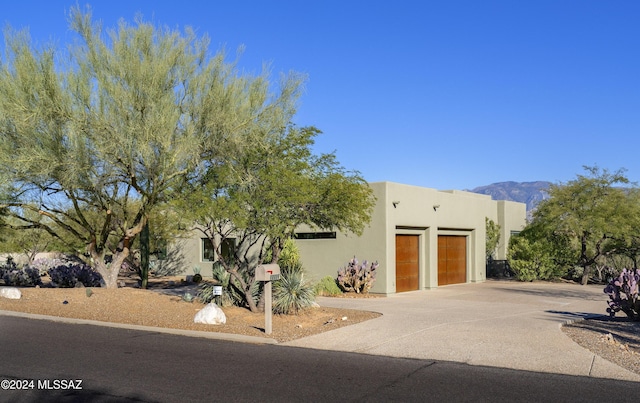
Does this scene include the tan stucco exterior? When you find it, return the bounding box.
[294,182,526,294]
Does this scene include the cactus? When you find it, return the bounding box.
[337,257,378,294]
[604,268,640,321]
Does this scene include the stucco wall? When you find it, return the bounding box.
[170,181,527,293]
[295,181,526,294]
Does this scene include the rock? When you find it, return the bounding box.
[0,287,21,300]
[194,302,226,325]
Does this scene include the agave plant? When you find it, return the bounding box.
[197,262,258,307]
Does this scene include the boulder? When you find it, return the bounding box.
[0,287,22,300]
[194,302,226,325]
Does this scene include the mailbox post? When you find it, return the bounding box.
[255,264,280,334]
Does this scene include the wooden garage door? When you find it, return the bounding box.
[438,235,467,285]
[396,234,419,292]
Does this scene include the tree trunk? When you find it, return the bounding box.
[229,268,259,313]
[90,248,130,289]
[581,264,591,285]
[580,235,590,285]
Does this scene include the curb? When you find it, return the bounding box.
[0,309,278,345]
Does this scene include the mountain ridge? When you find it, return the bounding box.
[468,181,552,213]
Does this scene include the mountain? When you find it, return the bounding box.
[468,181,552,213]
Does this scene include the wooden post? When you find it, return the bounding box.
[264,280,272,334]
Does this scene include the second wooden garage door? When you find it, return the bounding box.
[396,234,419,292]
[438,235,467,285]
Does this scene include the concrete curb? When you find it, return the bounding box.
[0,309,278,345]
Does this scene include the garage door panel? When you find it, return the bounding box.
[396,235,419,292]
[438,235,467,286]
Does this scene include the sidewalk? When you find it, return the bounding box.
[283,280,640,382]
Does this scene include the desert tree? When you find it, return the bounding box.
[0,7,305,287]
[176,125,376,312]
[528,166,639,284]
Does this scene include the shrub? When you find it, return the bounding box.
[315,275,342,296]
[337,257,378,294]
[272,270,316,314]
[48,263,102,288]
[604,268,640,321]
[277,238,301,271]
[2,266,42,287]
[30,257,68,272]
[198,262,258,307]
[507,236,556,281]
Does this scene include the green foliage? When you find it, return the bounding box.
[514,166,640,284]
[276,238,301,271]
[197,262,259,307]
[0,7,308,289]
[485,217,501,260]
[507,235,555,281]
[272,270,317,314]
[315,275,343,296]
[178,123,375,312]
[337,257,378,293]
[507,219,576,281]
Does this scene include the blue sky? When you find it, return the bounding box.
[3,1,639,190]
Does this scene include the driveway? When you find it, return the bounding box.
[283,280,640,382]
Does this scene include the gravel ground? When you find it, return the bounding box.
[562,316,640,376]
[0,283,381,343]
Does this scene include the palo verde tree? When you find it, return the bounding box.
[177,125,375,313]
[529,166,639,285]
[0,7,306,287]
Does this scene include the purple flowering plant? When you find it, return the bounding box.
[604,268,640,321]
[337,256,378,294]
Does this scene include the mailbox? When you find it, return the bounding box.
[255,264,281,281]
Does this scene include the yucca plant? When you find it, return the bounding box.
[272,270,317,314]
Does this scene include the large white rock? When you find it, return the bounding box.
[194,302,226,325]
[0,287,22,300]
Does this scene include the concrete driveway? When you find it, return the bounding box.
[283,280,640,382]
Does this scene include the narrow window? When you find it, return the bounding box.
[294,232,337,240]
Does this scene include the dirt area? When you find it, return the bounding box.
[0,277,381,343]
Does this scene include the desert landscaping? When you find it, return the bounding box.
[0,276,638,377]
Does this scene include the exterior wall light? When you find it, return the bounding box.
[392,201,400,208]
[433,204,440,211]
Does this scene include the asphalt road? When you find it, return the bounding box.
[1,315,638,402]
